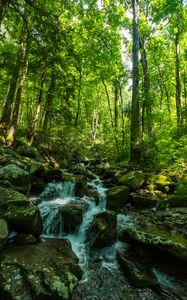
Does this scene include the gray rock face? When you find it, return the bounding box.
[0,187,42,236]
[0,164,30,193]
[0,238,83,299]
[0,219,9,250]
[87,211,117,248]
[106,186,130,212]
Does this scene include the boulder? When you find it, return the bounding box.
[87,189,100,205]
[60,202,85,233]
[0,187,42,236]
[153,174,173,193]
[16,145,40,160]
[87,211,117,248]
[0,164,30,193]
[120,228,187,263]
[30,161,45,176]
[14,233,37,245]
[130,192,160,209]
[116,246,158,288]
[0,219,9,250]
[0,238,83,299]
[42,168,63,183]
[119,170,145,191]
[106,186,130,212]
[74,175,87,197]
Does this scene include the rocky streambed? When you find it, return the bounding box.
[0,145,187,299]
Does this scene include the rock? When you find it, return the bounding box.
[16,145,40,160]
[153,174,173,193]
[163,194,187,208]
[60,202,85,233]
[14,233,37,245]
[0,164,30,193]
[130,192,160,209]
[0,238,83,299]
[74,175,87,197]
[42,168,63,183]
[87,189,100,205]
[0,187,42,236]
[120,227,187,263]
[30,161,45,176]
[106,186,130,212]
[0,219,9,250]
[119,170,145,191]
[116,246,158,288]
[30,177,46,194]
[70,163,87,175]
[87,211,117,248]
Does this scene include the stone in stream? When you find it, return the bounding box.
[60,202,86,233]
[0,186,42,236]
[0,238,83,299]
[120,227,187,263]
[0,219,9,250]
[116,246,159,288]
[106,185,130,212]
[87,211,117,248]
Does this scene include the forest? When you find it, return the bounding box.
[0,0,187,300]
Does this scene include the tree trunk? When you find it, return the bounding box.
[0,19,27,127]
[0,0,7,23]
[29,68,45,145]
[43,68,56,136]
[175,14,182,136]
[118,81,125,148]
[74,68,82,127]
[130,0,140,161]
[140,37,155,139]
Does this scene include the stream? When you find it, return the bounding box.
[37,177,187,300]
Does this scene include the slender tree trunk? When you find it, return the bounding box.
[130,0,140,161]
[43,68,56,136]
[102,79,119,151]
[140,37,155,139]
[175,16,182,136]
[91,111,99,144]
[0,20,27,127]
[74,68,82,127]
[29,68,45,145]
[0,0,7,23]
[184,72,187,132]
[118,81,125,148]
[114,83,118,130]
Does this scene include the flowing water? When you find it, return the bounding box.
[38,177,187,300]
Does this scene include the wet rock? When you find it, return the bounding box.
[74,175,87,197]
[0,238,83,299]
[60,202,85,233]
[116,246,158,288]
[106,186,130,212]
[130,192,161,209]
[16,145,40,160]
[0,187,42,236]
[14,233,37,245]
[0,219,9,250]
[87,189,100,205]
[87,211,117,248]
[119,171,145,191]
[120,228,187,263]
[30,177,46,194]
[30,161,45,176]
[0,164,30,193]
[42,168,63,183]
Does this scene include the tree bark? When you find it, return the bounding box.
[130,0,140,161]
[29,68,46,145]
[0,0,7,23]
[43,68,56,136]
[140,37,155,140]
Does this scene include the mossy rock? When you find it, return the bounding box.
[116,246,158,288]
[119,171,145,191]
[153,174,174,193]
[0,219,9,250]
[0,238,83,299]
[0,164,30,193]
[120,228,187,263]
[106,186,130,212]
[0,187,42,236]
[42,168,63,183]
[87,211,117,248]
[16,145,40,160]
